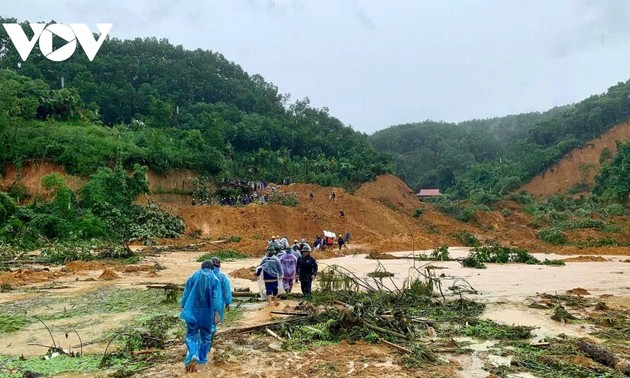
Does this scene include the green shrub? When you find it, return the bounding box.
[413,208,424,218]
[280,193,299,207]
[542,259,566,266]
[462,244,540,269]
[500,208,511,217]
[538,227,567,245]
[604,203,625,216]
[452,230,480,247]
[508,190,534,205]
[430,245,450,261]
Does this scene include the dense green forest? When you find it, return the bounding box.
[0,17,391,187]
[370,80,630,200]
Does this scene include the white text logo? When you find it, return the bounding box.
[2,23,113,61]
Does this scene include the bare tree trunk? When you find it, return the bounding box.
[577,340,630,376]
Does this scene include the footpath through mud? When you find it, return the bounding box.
[0,247,628,377]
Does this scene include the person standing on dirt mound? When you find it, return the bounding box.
[297,244,318,296]
[180,260,221,372]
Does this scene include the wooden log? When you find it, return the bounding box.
[270,311,310,316]
[146,284,183,291]
[232,292,259,298]
[578,340,630,376]
[215,319,301,337]
[381,339,412,354]
[266,328,285,342]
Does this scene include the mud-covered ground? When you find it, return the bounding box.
[0,247,629,377]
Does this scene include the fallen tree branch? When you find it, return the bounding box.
[215,319,302,337]
[266,328,285,342]
[578,340,630,376]
[381,339,412,354]
[270,311,310,316]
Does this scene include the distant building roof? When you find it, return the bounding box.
[416,189,442,196]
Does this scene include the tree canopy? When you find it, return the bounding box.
[0,18,392,187]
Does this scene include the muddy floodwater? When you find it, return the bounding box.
[0,247,628,377]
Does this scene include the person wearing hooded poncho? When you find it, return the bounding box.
[256,246,284,306]
[210,257,232,350]
[180,260,222,372]
[280,247,298,293]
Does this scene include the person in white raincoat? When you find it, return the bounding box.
[256,245,284,305]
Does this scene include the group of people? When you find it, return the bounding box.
[180,257,232,372]
[313,232,351,251]
[256,236,319,305]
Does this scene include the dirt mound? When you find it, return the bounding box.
[121,264,156,273]
[355,174,420,212]
[63,261,111,272]
[98,268,120,280]
[520,121,630,197]
[563,256,609,263]
[230,267,257,281]
[567,288,590,296]
[366,251,399,260]
[0,269,59,286]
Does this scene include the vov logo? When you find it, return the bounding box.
[2,23,113,62]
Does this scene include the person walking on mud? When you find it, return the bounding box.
[210,257,232,346]
[180,260,221,372]
[337,235,347,250]
[256,246,283,306]
[296,244,318,296]
[280,246,298,293]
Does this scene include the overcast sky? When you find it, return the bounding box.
[3,0,630,133]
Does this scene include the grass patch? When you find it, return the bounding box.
[461,244,564,268]
[196,249,247,262]
[463,320,534,340]
[0,314,30,334]
[0,354,148,378]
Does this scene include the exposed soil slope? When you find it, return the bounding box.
[520,121,630,196]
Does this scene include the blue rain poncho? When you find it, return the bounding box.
[212,268,232,321]
[180,268,221,326]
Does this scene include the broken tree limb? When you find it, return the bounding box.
[266,328,285,342]
[215,319,302,337]
[578,340,630,376]
[146,284,183,291]
[270,311,310,316]
[360,318,410,340]
[232,292,259,298]
[381,339,412,354]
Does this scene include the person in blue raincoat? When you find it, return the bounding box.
[180,260,221,372]
[210,257,232,339]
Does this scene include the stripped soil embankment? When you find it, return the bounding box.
[520,121,630,197]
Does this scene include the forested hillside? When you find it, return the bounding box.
[370,80,630,200]
[0,17,391,187]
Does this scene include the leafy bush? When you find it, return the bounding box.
[508,190,535,205]
[542,259,566,266]
[430,245,450,261]
[452,230,480,247]
[412,208,424,218]
[462,244,542,269]
[434,199,477,223]
[500,208,511,217]
[280,193,299,207]
[604,203,625,216]
[538,227,567,245]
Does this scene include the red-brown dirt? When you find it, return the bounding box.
[520,121,630,197]
[2,160,629,257]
